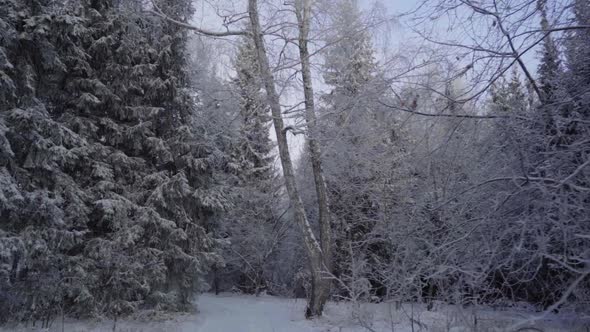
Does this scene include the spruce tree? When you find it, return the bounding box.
[322,0,376,98]
[563,0,590,139]
[217,35,279,295]
[309,0,409,302]
[534,0,561,139]
[0,0,224,322]
[232,36,274,186]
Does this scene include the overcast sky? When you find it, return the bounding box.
[190,0,420,161]
[190,0,542,162]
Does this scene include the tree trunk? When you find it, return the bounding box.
[247,0,328,318]
[213,266,220,295]
[295,0,332,318]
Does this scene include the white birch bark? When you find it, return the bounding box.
[152,0,332,317]
[247,0,328,318]
[294,0,333,318]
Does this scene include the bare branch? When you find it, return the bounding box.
[148,0,248,37]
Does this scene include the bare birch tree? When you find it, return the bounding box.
[293,0,333,317]
[151,0,333,317]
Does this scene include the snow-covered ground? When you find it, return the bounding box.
[2,293,587,332]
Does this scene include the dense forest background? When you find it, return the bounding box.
[0,0,588,326]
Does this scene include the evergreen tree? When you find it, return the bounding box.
[304,0,410,302]
[232,36,274,186]
[216,35,280,295]
[563,0,590,140]
[490,69,529,114]
[534,0,561,139]
[0,0,224,322]
[537,0,562,105]
[322,0,376,98]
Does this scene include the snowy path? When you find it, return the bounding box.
[163,293,590,332]
[193,293,324,332]
[1,293,587,331]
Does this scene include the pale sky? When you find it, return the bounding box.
[189,0,418,162]
[189,0,543,162]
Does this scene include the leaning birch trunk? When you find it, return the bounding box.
[247,0,327,318]
[294,0,332,318]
